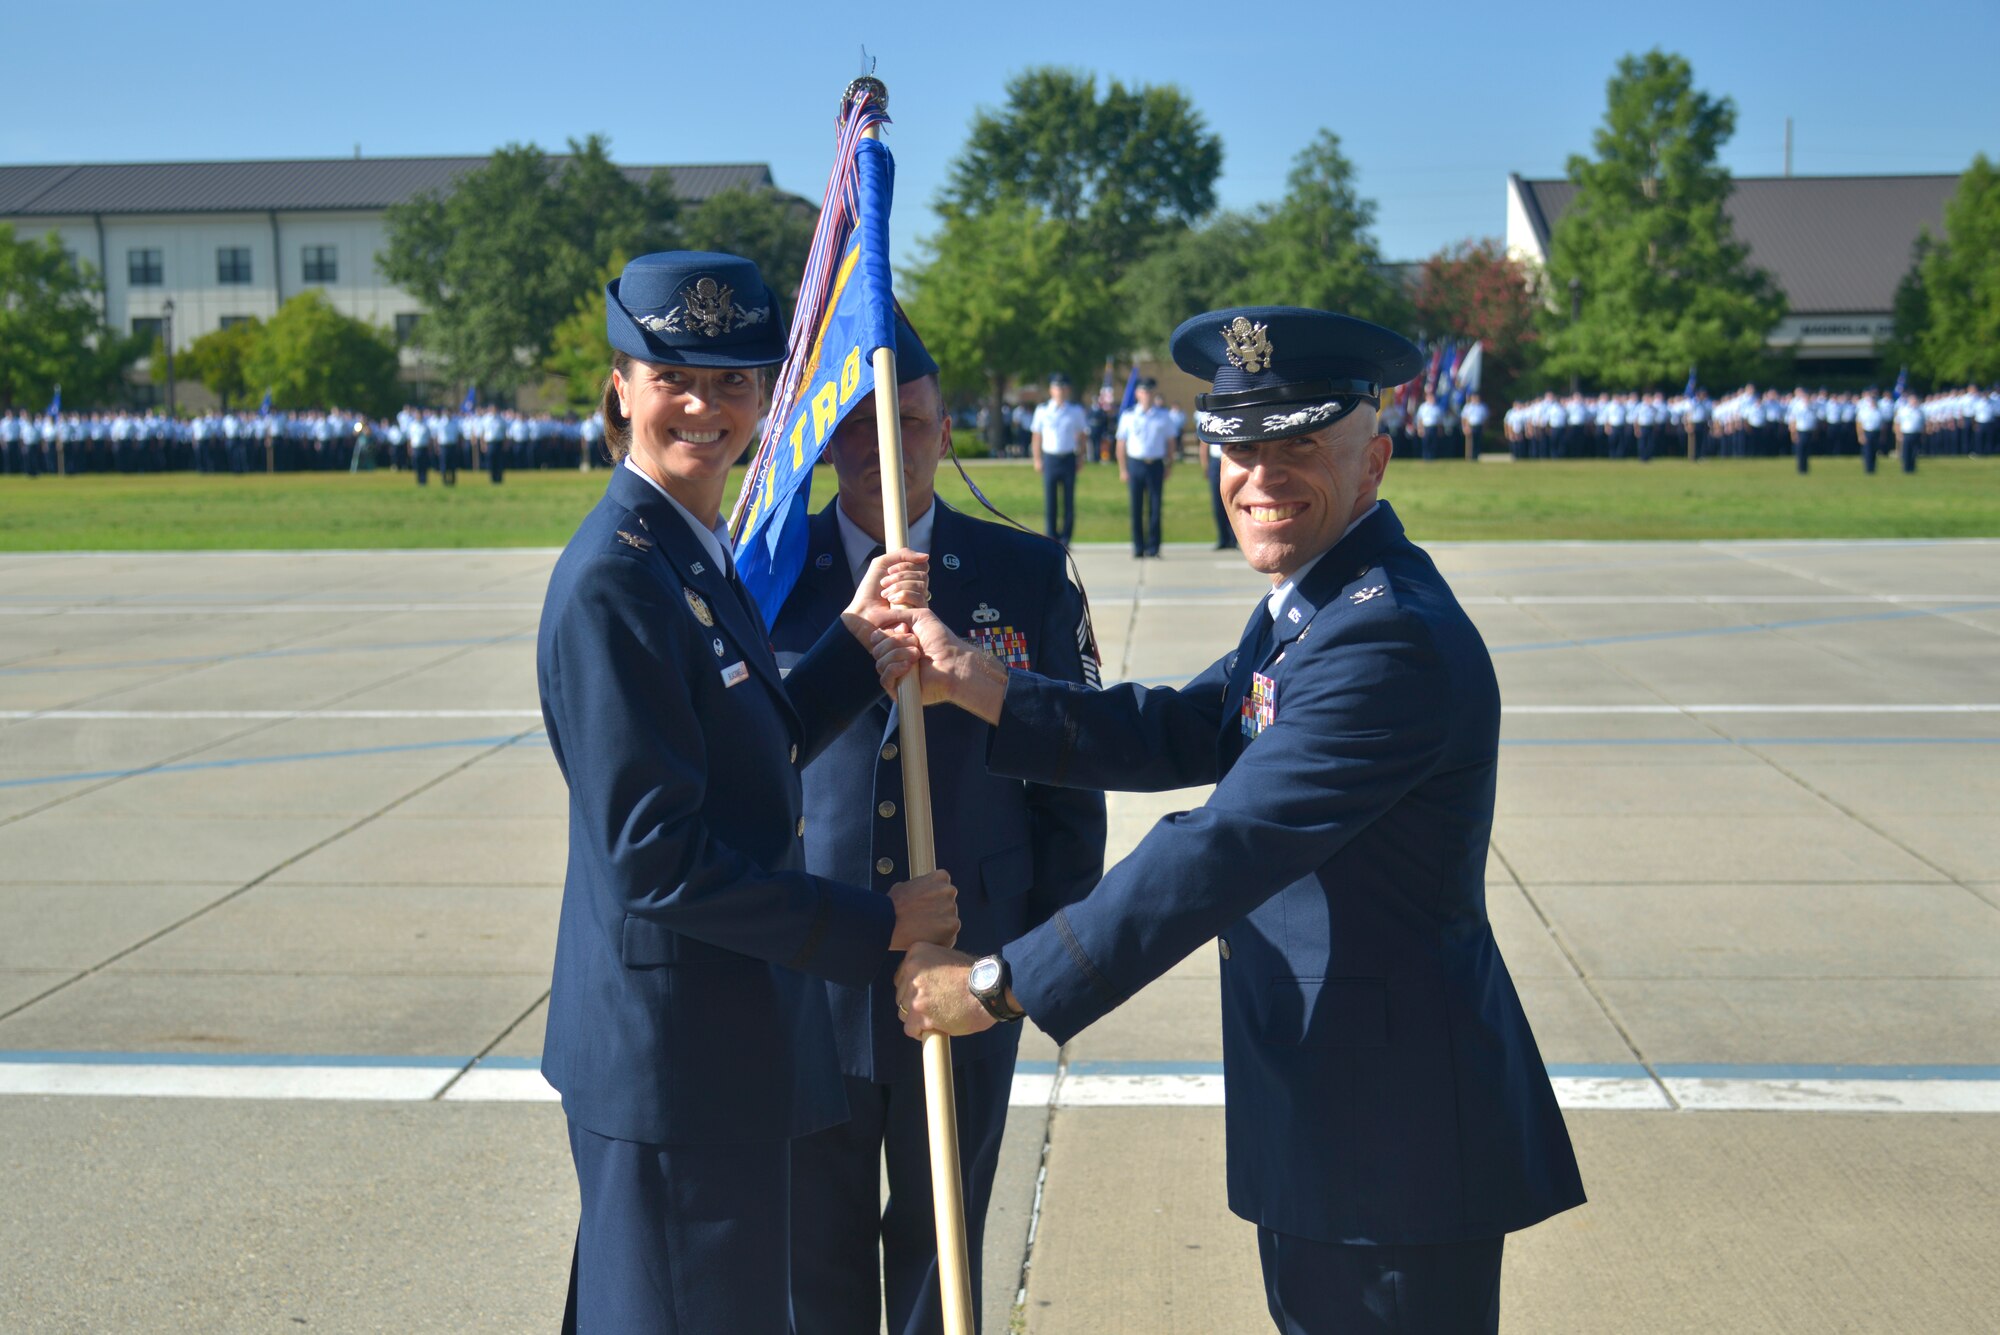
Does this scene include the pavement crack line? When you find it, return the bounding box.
[1009,1050,1069,1328]
[433,987,554,1100]
[0,728,540,1026]
[1487,840,1678,1109]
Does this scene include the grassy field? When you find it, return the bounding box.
[0,457,1994,550]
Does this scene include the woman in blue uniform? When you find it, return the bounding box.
[537,251,958,1332]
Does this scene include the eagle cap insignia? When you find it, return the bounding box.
[1221,317,1274,375]
[684,588,715,626]
[682,276,736,338]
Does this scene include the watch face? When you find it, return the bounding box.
[969,958,1002,993]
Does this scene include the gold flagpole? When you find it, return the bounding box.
[858,85,975,1335]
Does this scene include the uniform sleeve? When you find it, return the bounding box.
[1001,613,1450,1043]
[785,614,885,767]
[549,553,892,986]
[1018,559,1109,927]
[987,651,1232,794]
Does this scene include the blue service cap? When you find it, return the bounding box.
[1170,306,1422,445]
[606,251,786,368]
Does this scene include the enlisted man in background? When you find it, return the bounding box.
[773,319,1106,1335]
[889,306,1585,1335]
[1414,387,1445,460]
[1116,378,1175,558]
[1460,391,1489,459]
[538,252,959,1333]
[1895,394,1925,473]
[1029,372,1088,545]
[1856,392,1885,473]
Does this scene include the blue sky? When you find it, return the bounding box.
[5,0,1993,264]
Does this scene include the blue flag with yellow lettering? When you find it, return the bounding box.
[732,91,897,625]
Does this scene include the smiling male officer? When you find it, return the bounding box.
[772,317,1105,1335]
[890,306,1585,1334]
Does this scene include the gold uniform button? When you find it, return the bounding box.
[1218,939,1232,960]
[796,818,806,837]
[878,801,897,819]
[881,742,898,761]
[875,857,895,876]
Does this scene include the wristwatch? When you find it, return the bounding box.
[968,954,1025,1023]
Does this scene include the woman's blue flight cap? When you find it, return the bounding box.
[606,251,787,368]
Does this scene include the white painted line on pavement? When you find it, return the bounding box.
[442,1067,559,1102]
[1663,1078,2000,1113]
[0,1062,453,1101]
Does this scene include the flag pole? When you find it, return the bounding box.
[859,94,976,1335]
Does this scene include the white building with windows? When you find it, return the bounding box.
[0,155,779,394]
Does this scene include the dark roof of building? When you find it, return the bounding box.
[0,157,775,217]
[1513,174,1957,314]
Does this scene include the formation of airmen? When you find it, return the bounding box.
[1500,385,1998,466]
[0,407,609,477]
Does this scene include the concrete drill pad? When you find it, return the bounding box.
[1493,761,1834,817]
[1509,975,1644,1065]
[110,884,560,975]
[1852,814,2000,883]
[1594,978,2000,1063]
[1061,976,1224,1066]
[49,762,448,818]
[0,970,549,1057]
[265,815,567,886]
[390,760,572,818]
[0,883,232,970]
[1022,1107,1261,1335]
[1485,880,1580,980]
[0,814,354,884]
[1508,1112,2000,1335]
[1492,813,1943,884]
[1533,882,2000,979]
[0,970,73,1014]
[0,1099,574,1334]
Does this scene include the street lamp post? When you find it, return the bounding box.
[1567,279,1581,397]
[162,299,177,416]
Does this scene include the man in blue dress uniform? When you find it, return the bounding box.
[539,252,960,1333]
[773,318,1106,1335]
[892,306,1586,1334]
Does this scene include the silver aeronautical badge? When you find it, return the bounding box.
[972,603,1000,625]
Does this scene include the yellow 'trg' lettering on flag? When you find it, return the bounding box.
[811,380,840,446]
[791,414,809,470]
[840,347,862,406]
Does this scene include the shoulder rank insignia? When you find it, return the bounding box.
[1350,585,1385,605]
[615,529,652,551]
[684,588,714,626]
[1221,316,1274,375]
[969,625,1031,671]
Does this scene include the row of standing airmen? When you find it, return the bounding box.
[0,408,608,479]
[1499,387,1997,472]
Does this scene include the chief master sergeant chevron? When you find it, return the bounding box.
[890,306,1585,1334]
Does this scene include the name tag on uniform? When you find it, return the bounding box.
[1241,671,1277,739]
[721,661,749,688]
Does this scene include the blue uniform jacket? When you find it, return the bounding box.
[771,500,1106,1083]
[992,502,1585,1245]
[538,467,896,1146]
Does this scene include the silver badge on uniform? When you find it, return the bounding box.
[721,661,749,688]
[712,637,726,657]
[1350,585,1385,605]
[816,552,834,569]
[691,561,706,575]
[971,603,1000,624]
[941,554,960,570]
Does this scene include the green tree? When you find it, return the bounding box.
[544,253,625,414]
[940,67,1222,275]
[0,224,135,410]
[1239,131,1408,329]
[1411,240,1540,404]
[1117,211,1263,354]
[242,291,401,415]
[1538,50,1785,389]
[680,187,817,320]
[381,135,675,394]
[906,198,1119,449]
[1881,235,1933,389]
[157,318,261,410]
[1910,155,2000,384]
